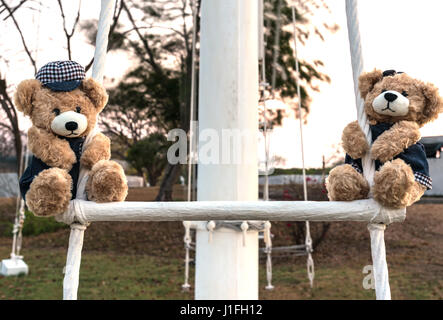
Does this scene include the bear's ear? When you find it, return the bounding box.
[14,79,42,116]
[358,69,384,99]
[81,78,108,112]
[420,82,443,124]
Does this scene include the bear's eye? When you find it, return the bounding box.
[402,91,408,97]
[53,108,60,116]
[76,106,81,113]
[382,89,387,93]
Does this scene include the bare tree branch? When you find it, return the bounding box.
[57,0,82,60]
[1,0,26,20]
[0,0,36,73]
[121,0,164,76]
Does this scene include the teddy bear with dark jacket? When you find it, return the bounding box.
[326,69,443,208]
[15,60,128,217]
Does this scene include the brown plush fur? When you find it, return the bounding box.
[360,70,443,126]
[326,164,370,201]
[370,121,420,163]
[342,121,369,159]
[327,69,443,208]
[25,168,72,217]
[80,132,111,169]
[358,69,384,100]
[15,77,127,217]
[86,160,128,203]
[28,126,76,171]
[373,159,425,208]
[14,78,106,137]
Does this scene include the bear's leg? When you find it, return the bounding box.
[326,164,370,201]
[373,158,424,208]
[26,168,72,217]
[86,160,128,202]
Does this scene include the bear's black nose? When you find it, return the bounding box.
[65,121,78,131]
[384,92,398,102]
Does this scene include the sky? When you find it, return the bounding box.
[2,0,443,168]
[267,0,443,168]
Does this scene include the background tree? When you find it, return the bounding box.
[260,0,338,126]
[126,132,169,187]
[97,0,336,201]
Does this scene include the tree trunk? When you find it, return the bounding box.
[147,170,158,187]
[155,163,181,201]
[0,78,22,175]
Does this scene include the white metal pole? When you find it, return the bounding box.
[195,0,259,300]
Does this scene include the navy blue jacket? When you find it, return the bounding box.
[19,137,85,200]
[345,122,432,189]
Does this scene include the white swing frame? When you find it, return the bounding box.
[53,0,402,300]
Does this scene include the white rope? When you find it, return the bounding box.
[61,0,116,301]
[182,0,198,290]
[368,224,391,300]
[187,0,198,203]
[182,221,192,291]
[345,0,375,185]
[346,0,391,300]
[259,0,274,290]
[10,139,28,261]
[76,0,116,200]
[58,198,406,223]
[206,221,216,243]
[240,221,249,247]
[291,4,314,289]
[63,223,87,300]
[264,221,274,290]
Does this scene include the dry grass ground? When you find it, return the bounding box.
[0,186,442,300]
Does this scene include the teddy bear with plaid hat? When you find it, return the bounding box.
[15,60,128,217]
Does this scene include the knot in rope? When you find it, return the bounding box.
[55,199,89,226]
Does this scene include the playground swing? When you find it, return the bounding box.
[3,0,409,300]
[182,0,316,291]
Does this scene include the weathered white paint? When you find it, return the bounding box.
[58,199,406,224]
[63,224,87,300]
[195,0,259,300]
[57,198,406,225]
[368,224,390,300]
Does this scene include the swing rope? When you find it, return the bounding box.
[290,3,314,289]
[61,0,116,300]
[345,0,391,300]
[258,0,274,291]
[9,1,42,265]
[182,0,199,292]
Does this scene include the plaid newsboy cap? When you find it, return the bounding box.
[35,60,85,92]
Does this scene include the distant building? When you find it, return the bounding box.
[420,136,443,196]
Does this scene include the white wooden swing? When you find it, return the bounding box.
[54,0,405,300]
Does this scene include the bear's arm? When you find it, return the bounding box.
[80,132,111,169]
[370,121,421,163]
[342,121,369,159]
[28,126,76,171]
